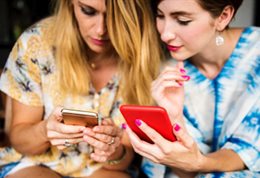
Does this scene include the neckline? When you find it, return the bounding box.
[89,74,118,95]
[185,27,250,82]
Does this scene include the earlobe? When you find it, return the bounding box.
[216,5,235,31]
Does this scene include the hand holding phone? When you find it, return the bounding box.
[61,108,100,127]
[120,105,176,143]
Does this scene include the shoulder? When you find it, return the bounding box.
[18,17,55,49]
[240,26,260,43]
[8,17,56,72]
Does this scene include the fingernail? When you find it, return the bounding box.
[177,81,183,86]
[182,75,190,81]
[180,68,186,73]
[135,119,142,126]
[121,123,127,129]
[173,124,181,132]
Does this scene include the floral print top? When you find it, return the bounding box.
[0,18,125,177]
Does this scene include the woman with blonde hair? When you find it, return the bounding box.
[0,0,162,177]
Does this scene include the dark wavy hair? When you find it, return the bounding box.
[152,0,243,19]
[197,0,243,18]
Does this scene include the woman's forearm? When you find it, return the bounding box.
[199,149,245,172]
[10,119,50,155]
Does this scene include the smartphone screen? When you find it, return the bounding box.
[61,108,100,127]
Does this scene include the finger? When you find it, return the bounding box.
[160,80,183,88]
[173,123,194,149]
[47,130,84,139]
[92,132,120,147]
[94,149,111,156]
[161,66,180,74]
[92,125,121,137]
[57,145,67,150]
[56,123,85,134]
[152,80,183,101]
[124,124,163,163]
[90,153,108,162]
[151,72,186,96]
[83,135,109,151]
[52,106,63,121]
[135,120,174,151]
[158,72,189,83]
[153,70,182,88]
[124,123,157,153]
[50,137,83,146]
[101,118,114,125]
[131,144,160,164]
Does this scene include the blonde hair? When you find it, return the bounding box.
[52,0,91,95]
[107,0,163,105]
[51,0,163,104]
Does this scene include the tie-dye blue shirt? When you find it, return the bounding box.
[142,27,260,178]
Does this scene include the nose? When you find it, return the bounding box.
[161,31,176,43]
[160,22,176,43]
[96,15,107,37]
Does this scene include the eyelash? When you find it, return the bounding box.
[177,19,192,26]
[156,13,164,19]
[80,6,96,16]
[156,14,192,26]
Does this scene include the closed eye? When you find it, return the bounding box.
[80,6,96,16]
[177,19,192,26]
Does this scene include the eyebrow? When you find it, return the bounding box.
[78,1,88,6]
[78,0,93,8]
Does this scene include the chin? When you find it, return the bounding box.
[169,50,193,61]
[89,46,106,53]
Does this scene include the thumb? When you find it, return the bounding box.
[53,106,63,122]
[173,123,194,149]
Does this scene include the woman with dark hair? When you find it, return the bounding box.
[124,0,260,177]
[0,0,162,177]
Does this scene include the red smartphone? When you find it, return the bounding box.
[61,108,100,127]
[120,105,176,143]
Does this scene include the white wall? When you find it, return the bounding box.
[231,0,255,27]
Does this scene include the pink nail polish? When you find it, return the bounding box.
[173,124,181,131]
[182,75,190,81]
[135,119,142,126]
[121,123,127,129]
[180,68,186,73]
[177,81,183,86]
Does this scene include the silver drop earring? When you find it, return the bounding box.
[216,32,224,46]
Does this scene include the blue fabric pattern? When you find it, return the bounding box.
[142,27,260,177]
[0,162,19,178]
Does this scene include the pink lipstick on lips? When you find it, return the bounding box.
[167,45,181,52]
[92,38,108,46]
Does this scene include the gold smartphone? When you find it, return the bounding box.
[61,108,101,127]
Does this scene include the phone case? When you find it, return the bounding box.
[61,108,100,127]
[120,105,176,143]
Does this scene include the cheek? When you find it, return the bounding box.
[181,24,214,49]
[76,18,91,40]
[156,20,164,36]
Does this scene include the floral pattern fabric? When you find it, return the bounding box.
[0,18,124,177]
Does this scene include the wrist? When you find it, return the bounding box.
[106,145,126,165]
[197,153,210,172]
